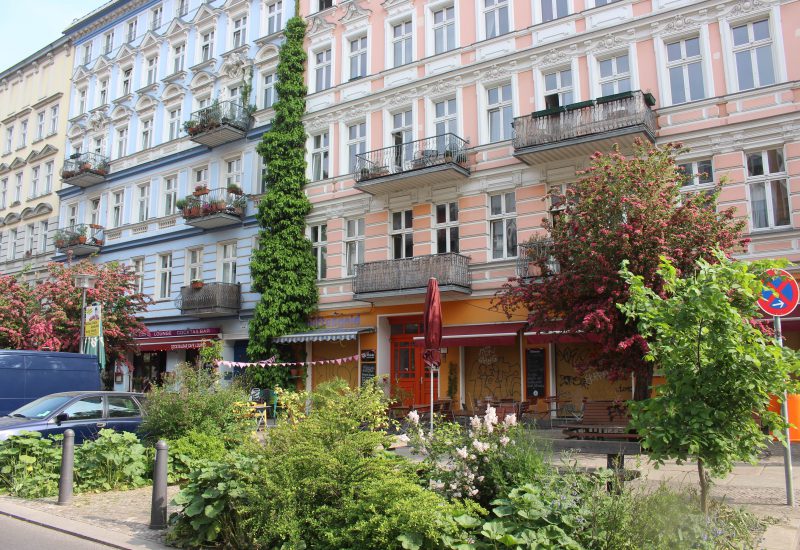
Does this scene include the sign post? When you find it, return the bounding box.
[758,268,798,507]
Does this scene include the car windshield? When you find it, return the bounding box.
[9,395,75,419]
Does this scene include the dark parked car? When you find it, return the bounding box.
[0,391,146,444]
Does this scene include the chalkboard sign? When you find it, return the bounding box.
[360,362,376,386]
[361,349,376,362]
[525,349,546,399]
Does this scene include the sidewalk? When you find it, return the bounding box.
[0,486,179,550]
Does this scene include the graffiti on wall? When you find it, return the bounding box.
[555,344,632,404]
[464,346,520,408]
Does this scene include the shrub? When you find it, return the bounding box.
[139,363,250,445]
[74,429,149,492]
[168,429,227,484]
[0,431,62,498]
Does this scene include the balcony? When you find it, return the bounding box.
[60,152,110,188]
[54,224,104,257]
[516,239,560,279]
[185,100,251,147]
[512,91,657,165]
[354,134,470,195]
[353,252,471,300]
[177,282,241,318]
[179,188,247,229]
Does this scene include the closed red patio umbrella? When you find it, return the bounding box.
[423,277,442,431]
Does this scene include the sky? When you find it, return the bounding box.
[0,0,105,74]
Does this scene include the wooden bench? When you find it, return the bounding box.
[561,400,639,441]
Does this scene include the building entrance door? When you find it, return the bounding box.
[390,317,438,407]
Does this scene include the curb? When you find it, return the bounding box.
[0,499,170,550]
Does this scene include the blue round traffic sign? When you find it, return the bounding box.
[758,269,799,317]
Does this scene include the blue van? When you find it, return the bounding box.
[0,351,102,416]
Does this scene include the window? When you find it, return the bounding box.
[151,5,162,30]
[104,31,114,55]
[127,19,137,42]
[310,225,327,279]
[544,68,573,108]
[226,158,242,187]
[78,89,87,114]
[487,84,513,142]
[187,248,203,282]
[311,132,329,180]
[172,43,185,73]
[541,0,568,23]
[748,149,789,229]
[200,31,214,61]
[0,179,7,209]
[267,1,283,34]
[391,110,413,171]
[36,111,45,140]
[89,197,101,226]
[432,6,456,54]
[98,79,108,105]
[156,253,173,300]
[116,127,128,158]
[349,36,368,80]
[108,396,139,418]
[598,53,631,95]
[435,202,459,253]
[14,173,22,202]
[38,221,48,253]
[132,257,145,294]
[258,154,268,193]
[93,136,104,156]
[7,229,17,259]
[318,0,333,11]
[490,192,517,259]
[345,218,364,276]
[594,0,620,4]
[121,68,132,95]
[49,105,59,134]
[4,126,12,153]
[83,43,92,65]
[232,16,247,48]
[732,19,775,91]
[136,183,150,223]
[167,107,181,140]
[677,159,713,187]
[62,397,103,421]
[229,85,241,103]
[18,120,27,148]
[434,98,457,138]
[146,56,158,85]
[66,204,78,228]
[220,242,237,283]
[484,0,509,39]
[177,0,188,17]
[347,122,366,174]
[30,166,39,198]
[391,210,413,259]
[263,72,276,108]
[194,166,208,188]
[44,161,53,193]
[111,190,124,228]
[314,48,332,92]
[140,119,152,149]
[392,21,413,67]
[666,36,705,104]
[25,224,34,254]
[163,176,177,216]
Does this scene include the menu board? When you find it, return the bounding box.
[525,348,546,399]
[360,362,376,386]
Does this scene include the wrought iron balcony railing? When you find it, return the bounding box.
[185,100,250,135]
[54,224,104,255]
[354,133,469,183]
[179,188,247,221]
[516,239,560,279]
[353,252,471,296]
[60,152,110,186]
[512,91,656,151]
[177,282,241,316]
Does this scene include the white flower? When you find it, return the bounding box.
[470,488,479,496]
[456,446,469,459]
[470,416,482,430]
[430,479,445,491]
[477,476,484,482]
[453,491,462,498]
[484,406,498,427]
[503,413,517,427]
[472,440,489,453]
[407,410,419,424]
[499,435,510,447]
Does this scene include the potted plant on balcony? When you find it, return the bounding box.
[74,225,88,245]
[183,120,199,136]
[226,183,243,195]
[643,91,657,107]
[175,198,188,213]
[231,195,247,216]
[194,184,209,196]
[54,229,68,248]
[191,279,204,289]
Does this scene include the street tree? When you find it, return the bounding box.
[495,142,746,400]
[619,253,799,512]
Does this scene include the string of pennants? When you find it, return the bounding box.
[217,354,360,369]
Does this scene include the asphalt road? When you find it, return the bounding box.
[0,514,112,549]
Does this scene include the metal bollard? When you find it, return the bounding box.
[57,429,75,506]
[149,440,169,530]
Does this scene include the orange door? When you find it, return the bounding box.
[390,318,438,407]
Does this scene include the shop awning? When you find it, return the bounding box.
[525,322,602,344]
[274,327,375,344]
[135,335,220,352]
[413,322,526,348]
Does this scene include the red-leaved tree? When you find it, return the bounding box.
[0,260,150,366]
[495,142,747,400]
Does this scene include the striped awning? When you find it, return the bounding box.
[274,327,375,344]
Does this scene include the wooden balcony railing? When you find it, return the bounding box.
[177,282,241,317]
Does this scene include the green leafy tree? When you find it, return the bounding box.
[619,252,800,512]
[248,14,317,361]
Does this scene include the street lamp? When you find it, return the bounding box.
[74,273,97,353]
